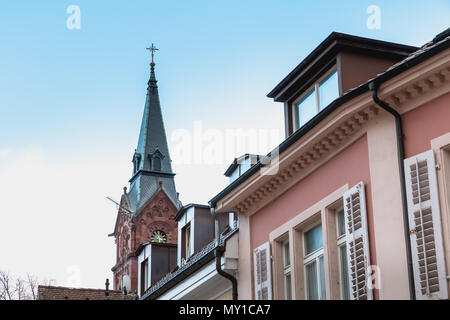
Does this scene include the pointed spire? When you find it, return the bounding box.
[126,44,180,212]
[148,64,157,89]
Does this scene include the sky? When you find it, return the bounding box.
[0,1,449,289]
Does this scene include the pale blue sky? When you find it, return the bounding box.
[0,1,448,289]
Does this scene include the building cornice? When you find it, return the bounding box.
[128,169,176,184]
[378,49,450,114]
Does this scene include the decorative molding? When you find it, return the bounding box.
[232,105,378,216]
[383,65,450,112]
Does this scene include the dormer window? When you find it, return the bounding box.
[294,67,339,130]
[175,204,227,267]
[269,32,417,138]
[225,154,261,184]
[149,149,164,172]
[132,152,141,174]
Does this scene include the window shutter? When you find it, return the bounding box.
[404,150,448,300]
[343,181,373,300]
[253,242,272,300]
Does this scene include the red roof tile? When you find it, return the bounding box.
[38,285,136,300]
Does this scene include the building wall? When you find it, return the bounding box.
[193,208,215,253]
[338,52,398,94]
[250,135,373,251]
[244,92,450,300]
[151,245,177,286]
[402,92,450,293]
[402,93,450,158]
[248,134,376,299]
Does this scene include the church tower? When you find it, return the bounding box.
[110,45,181,292]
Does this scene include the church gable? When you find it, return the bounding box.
[134,188,178,246]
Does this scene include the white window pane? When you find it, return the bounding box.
[337,209,345,237]
[319,255,326,299]
[285,273,292,300]
[304,224,323,255]
[229,167,240,183]
[319,69,339,110]
[306,261,319,300]
[296,88,317,128]
[283,242,290,267]
[339,245,350,299]
[240,158,251,174]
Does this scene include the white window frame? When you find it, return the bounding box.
[282,241,292,300]
[142,258,148,293]
[184,224,191,259]
[336,208,350,300]
[303,223,326,300]
[293,66,338,130]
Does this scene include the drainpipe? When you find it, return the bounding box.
[368,81,416,300]
[211,207,238,300]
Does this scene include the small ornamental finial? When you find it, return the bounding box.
[146,43,159,67]
[123,186,127,194]
[105,279,110,297]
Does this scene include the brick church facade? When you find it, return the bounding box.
[109,48,181,292]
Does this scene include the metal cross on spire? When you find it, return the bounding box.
[146,43,159,67]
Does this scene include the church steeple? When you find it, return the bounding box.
[127,45,180,213]
[110,45,181,292]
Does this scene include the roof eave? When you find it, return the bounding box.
[174,203,211,221]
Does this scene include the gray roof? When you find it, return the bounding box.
[136,66,173,174]
[127,64,180,213]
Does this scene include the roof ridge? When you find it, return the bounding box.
[38,285,122,292]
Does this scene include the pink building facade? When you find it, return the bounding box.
[210,30,450,300]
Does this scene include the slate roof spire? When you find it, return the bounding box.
[126,45,180,213]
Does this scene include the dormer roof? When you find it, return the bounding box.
[267,32,418,102]
[174,203,210,222]
[224,153,262,177]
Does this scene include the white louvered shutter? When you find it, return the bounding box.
[253,242,272,300]
[404,150,448,300]
[343,182,373,300]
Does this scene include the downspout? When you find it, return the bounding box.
[211,207,238,300]
[368,81,416,300]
